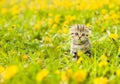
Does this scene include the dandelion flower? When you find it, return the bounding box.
[116,69,120,77]
[1,65,18,80]
[22,55,29,61]
[73,70,86,83]
[101,54,107,61]
[77,51,83,57]
[77,57,83,64]
[36,69,49,82]
[45,36,51,43]
[61,71,69,82]
[94,77,108,84]
[99,61,108,67]
[109,33,118,40]
[0,66,5,73]
[66,69,73,77]
[63,28,69,34]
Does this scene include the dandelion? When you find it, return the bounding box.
[52,24,57,29]
[109,33,118,40]
[0,66,5,73]
[70,16,76,21]
[63,20,69,25]
[94,77,108,84]
[45,36,51,43]
[22,55,29,61]
[116,69,120,77]
[48,18,54,26]
[99,61,108,67]
[73,70,86,83]
[10,5,21,15]
[36,59,42,64]
[54,15,60,23]
[77,51,83,57]
[1,8,7,14]
[63,28,69,34]
[1,65,18,80]
[36,69,49,82]
[101,9,107,15]
[57,29,62,34]
[48,13,53,17]
[34,21,42,30]
[86,23,92,28]
[77,57,83,64]
[66,69,73,77]
[61,71,69,83]
[101,54,107,61]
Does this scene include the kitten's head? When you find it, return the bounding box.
[70,24,91,43]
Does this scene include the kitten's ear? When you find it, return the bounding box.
[87,27,92,36]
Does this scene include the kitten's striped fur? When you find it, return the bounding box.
[70,24,91,60]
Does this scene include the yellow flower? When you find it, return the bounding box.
[10,5,21,15]
[77,57,83,64]
[1,65,18,80]
[54,15,60,23]
[70,16,76,21]
[48,13,53,17]
[116,69,120,77]
[64,20,69,25]
[101,9,107,15]
[66,69,73,77]
[77,51,83,57]
[94,77,108,84]
[22,55,29,61]
[48,18,54,26]
[57,29,62,34]
[99,61,108,67]
[45,36,51,43]
[36,69,49,82]
[61,71,69,82]
[109,33,118,40]
[36,59,42,64]
[101,54,107,61]
[73,70,86,83]
[86,23,92,28]
[52,24,57,29]
[0,66,5,73]
[34,21,42,30]
[1,8,7,14]
[63,28,69,34]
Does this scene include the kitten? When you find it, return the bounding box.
[70,24,91,60]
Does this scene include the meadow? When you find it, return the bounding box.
[0,0,120,84]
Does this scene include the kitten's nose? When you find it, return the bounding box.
[79,36,81,39]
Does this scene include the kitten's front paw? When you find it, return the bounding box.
[73,52,80,60]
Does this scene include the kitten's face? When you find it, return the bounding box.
[70,24,90,43]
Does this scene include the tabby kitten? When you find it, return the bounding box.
[70,24,91,60]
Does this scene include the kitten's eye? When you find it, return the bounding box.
[82,33,85,36]
[86,34,88,36]
[75,33,78,35]
[71,33,74,35]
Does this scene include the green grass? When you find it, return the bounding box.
[0,0,120,84]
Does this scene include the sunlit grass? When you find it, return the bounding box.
[0,0,120,84]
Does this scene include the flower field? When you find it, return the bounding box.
[0,0,120,84]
